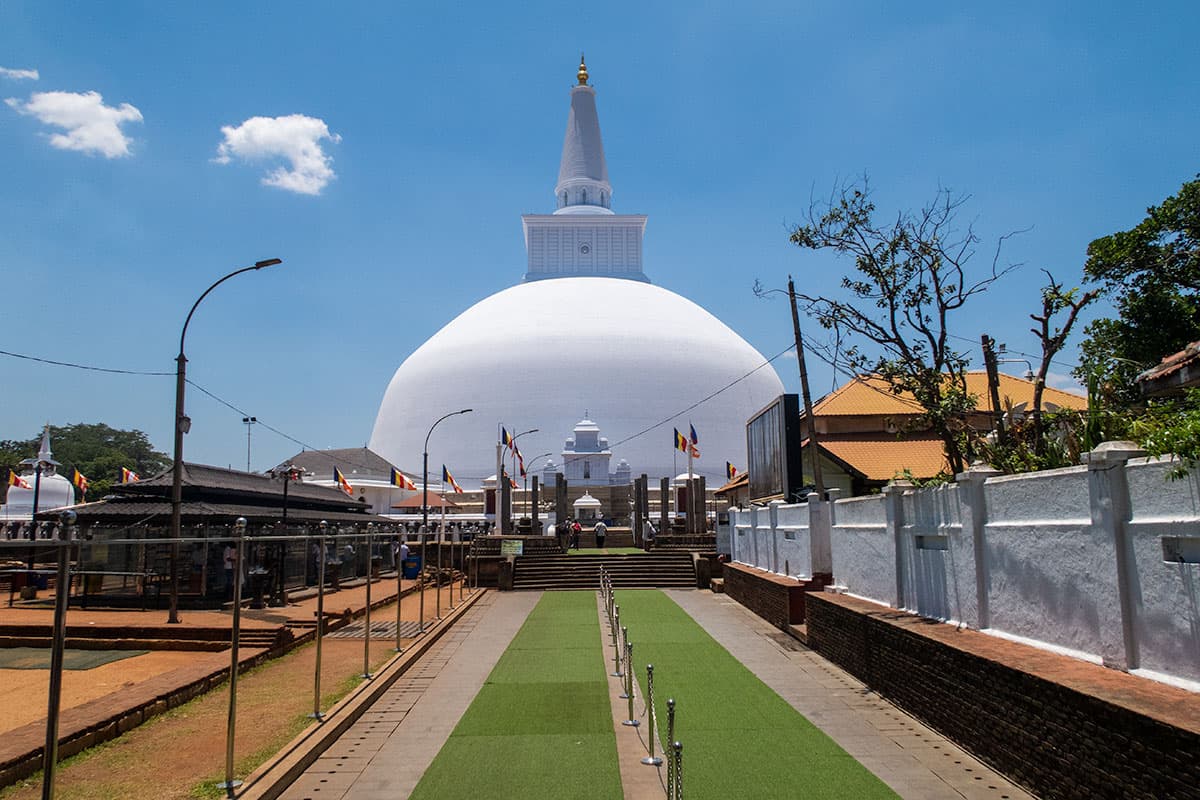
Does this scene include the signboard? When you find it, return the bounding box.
[746,393,805,504]
[500,539,524,556]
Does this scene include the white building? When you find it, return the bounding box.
[370,58,784,486]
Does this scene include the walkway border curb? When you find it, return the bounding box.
[235,588,487,800]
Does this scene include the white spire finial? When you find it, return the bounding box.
[555,57,611,215]
[38,424,52,462]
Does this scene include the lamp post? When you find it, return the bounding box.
[169,258,283,624]
[242,416,257,472]
[506,428,538,531]
[267,464,301,606]
[525,452,553,516]
[420,408,472,630]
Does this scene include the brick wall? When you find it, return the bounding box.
[722,562,829,628]
[806,592,1200,800]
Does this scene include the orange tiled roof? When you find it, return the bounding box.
[818,436,949,481]
[812,372,1086,417]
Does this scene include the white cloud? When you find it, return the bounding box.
[5,90,142,158]
[214,114,341,195]
[0,67,39,80]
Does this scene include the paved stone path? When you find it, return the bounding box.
[279,591,539,800]
[666,590,1035,800]
[280,589,1037,799]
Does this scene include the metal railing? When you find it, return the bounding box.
[0,518,478,798]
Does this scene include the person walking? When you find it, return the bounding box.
[594,519,608,550]
[570,519,582,550]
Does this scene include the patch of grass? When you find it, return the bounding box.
[410,592,621,800]
[616,590,899,800]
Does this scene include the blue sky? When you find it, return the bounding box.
[2,1,1197,474]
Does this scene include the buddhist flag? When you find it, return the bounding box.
[673,428,689,453]
[120,467,140,483]
[7,470,31,490]
[726,462,738,481]
[390,468,416,491]
[72,468,90,495]
[689,423,699,445]
[442,465,463,494]
[517,450,526,477]
[501,427,514,449]
[510,476,519,490]
[334,467,354,497]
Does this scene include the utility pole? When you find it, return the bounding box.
[981,334,1006,446]
[788,276,825,497]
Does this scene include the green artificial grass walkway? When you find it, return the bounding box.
[616,590,899,800]
[409,591,622,800]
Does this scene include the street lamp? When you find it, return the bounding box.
[420,408,471,631]
[242,417,257,472]
[525,452,553,516]
[422,409,474,531]
[267,463,302,606]
[504,428,538,531]
[169,258,283,624]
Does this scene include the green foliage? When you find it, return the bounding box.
[1076,176,1200,408]
[789,180,1013,474]
[1131,389,1200,479]
[895,468,953,487]
[0,422,169,500]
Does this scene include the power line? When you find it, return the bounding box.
[0,349,173,376]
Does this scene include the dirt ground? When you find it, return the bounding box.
[0,590,456,800]
[0,650,203,734]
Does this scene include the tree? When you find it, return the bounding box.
[1076,176,1200,407]
[0,423,170,502]
[1029,271,1099,419]
[788,180,1015,475]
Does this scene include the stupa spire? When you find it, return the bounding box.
[555,56,612,215]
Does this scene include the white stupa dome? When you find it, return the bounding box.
[368,60,783,486]
[369,277,783,484]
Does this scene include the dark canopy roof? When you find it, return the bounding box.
[37,462,392,527]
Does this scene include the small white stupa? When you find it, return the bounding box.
[1,426,75,522]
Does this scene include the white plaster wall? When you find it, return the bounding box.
[1125,458,1200,683]
[899,485,969,623]
[831,494,893,606]
[774,502,811,578]
[983,468,1113,660]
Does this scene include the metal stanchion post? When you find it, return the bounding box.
[642,664,662,765]
[362,526,373,679]
[619,627,630,699]
[418,527,426,634]
[435,526,442,619]
[672,742,683,800]
[666,698,676,796]
[395,537,404,653]
[41,510,75,800]
[310,520,327,720]
[611,606,622,676]
[219,517,247,794]
[622,642,639,728]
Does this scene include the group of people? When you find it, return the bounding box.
[555,517,607,550]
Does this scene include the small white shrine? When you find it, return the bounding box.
[1,426,75,522]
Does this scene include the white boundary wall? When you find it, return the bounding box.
[729,445,1200,690]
